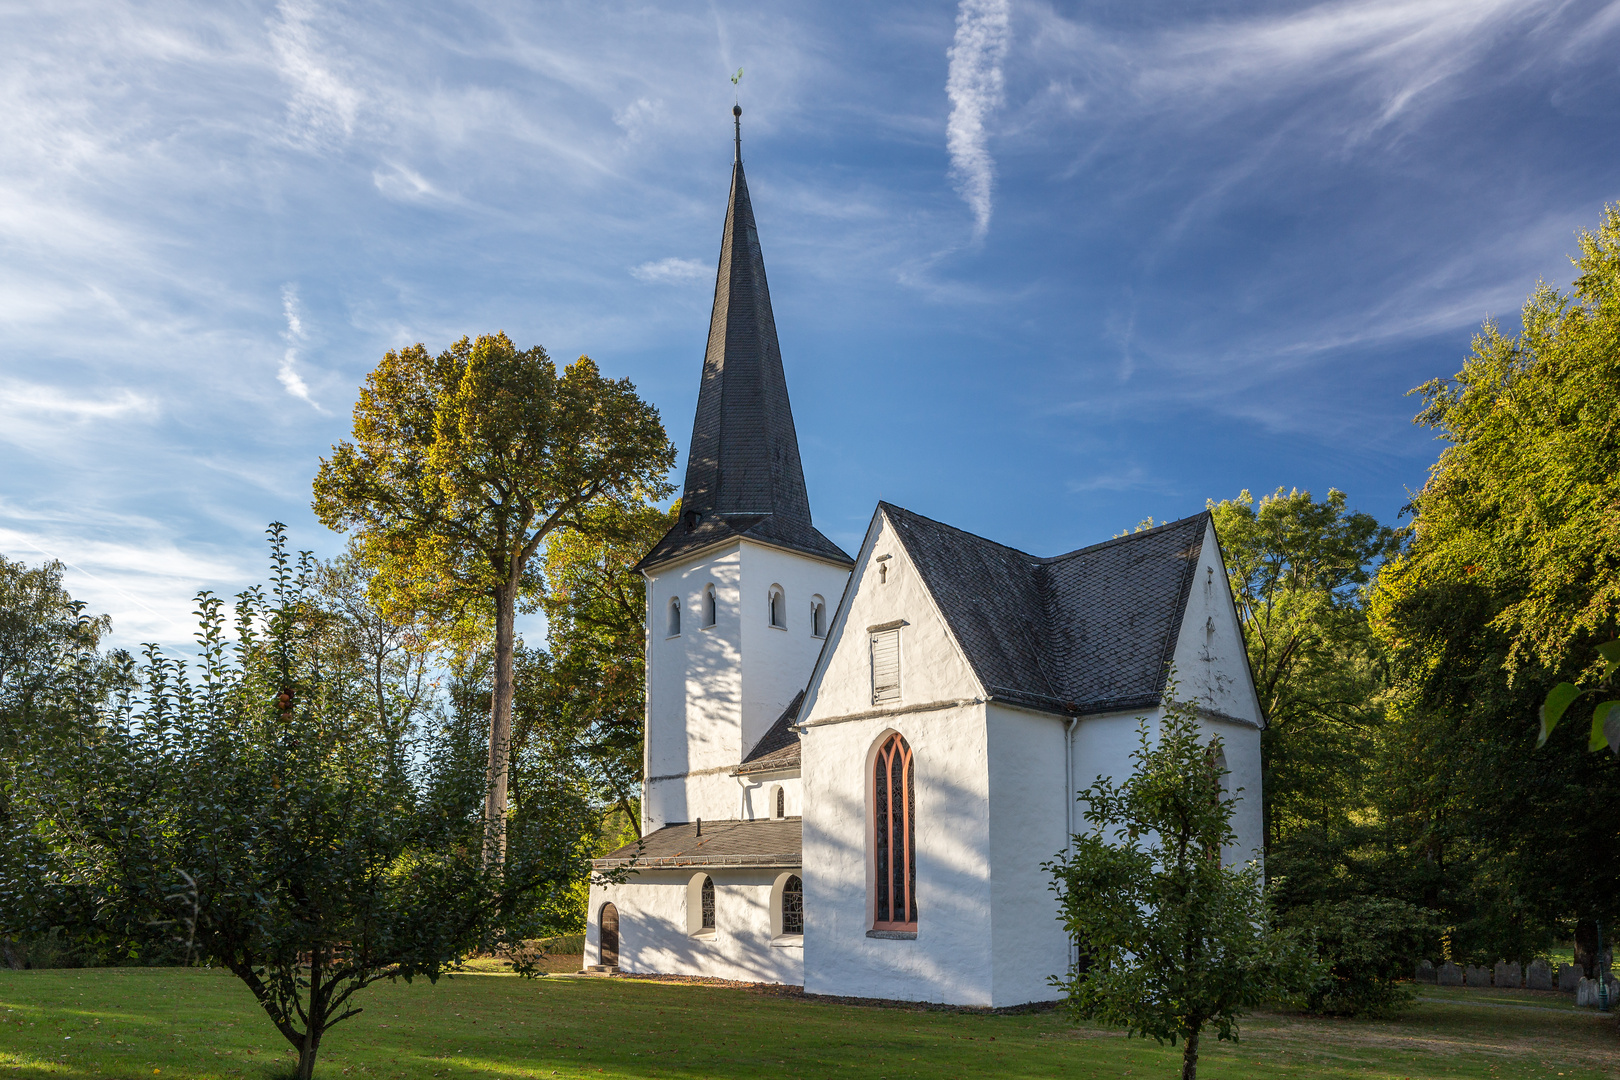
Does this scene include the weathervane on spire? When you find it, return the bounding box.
[731,67,743,164]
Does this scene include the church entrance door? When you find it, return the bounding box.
[599,903,619,968]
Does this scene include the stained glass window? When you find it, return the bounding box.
[872,733,917,930]
[700,876,715,930]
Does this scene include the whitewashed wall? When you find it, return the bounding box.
[1071,705,1263,870]
[738,774,804,820]
[587,870,803,984]
[737,542,850,755]
[1169,517,1265,865]
[644,545,742,831]
[642,540,847,833]
[986,702,1070,1005]
[799,511,1002,1005]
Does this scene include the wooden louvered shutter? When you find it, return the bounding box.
[871,628,901,705]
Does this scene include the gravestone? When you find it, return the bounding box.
[1559,964,1584,992]
[1415,960,1437,984]
[1438,962,1463,986]
[1527,959,1553,990]
[1577,978,1596,1007]
[1465,964,1493,987]
[1494,961,1521,988]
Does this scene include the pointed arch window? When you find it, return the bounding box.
[701,876,716,930]
[872,733,917,932]
[775,786,786,819]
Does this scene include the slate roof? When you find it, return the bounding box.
[638,123,851,572]
[592,818,802,869]
[734,691,804,775]
[879,502,1209,717]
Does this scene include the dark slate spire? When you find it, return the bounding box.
[638,109,851,571]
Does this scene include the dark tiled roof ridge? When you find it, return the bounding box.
[879,502,1209,718]
[876,500,1210,565]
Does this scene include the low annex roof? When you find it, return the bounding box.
[592,818,802,870]
[733,690,803,775]
[878,502,1209,717]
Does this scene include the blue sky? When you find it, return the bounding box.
[3,0,1618,653]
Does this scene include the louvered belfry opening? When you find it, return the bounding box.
[872,734,917,931]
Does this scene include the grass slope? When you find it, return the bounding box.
[2,968,1617,1080]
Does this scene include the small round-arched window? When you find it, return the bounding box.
[811,595,827,637]
[782,875,803,935]
[667,597,681,636]
[703,584,717,627]
[768,585,785,628]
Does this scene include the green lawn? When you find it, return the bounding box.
[2,967,1617,1080]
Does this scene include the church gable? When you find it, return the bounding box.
[1169,516,1265,726]
[799,507,983,724]
[876,503,1211,718]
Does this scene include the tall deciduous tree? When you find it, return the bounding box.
[531,499,677,837]
[1372,203,1620,974]
[1207,488,1400,857]
[312,334,674,859]
[1048,694,1311,1080]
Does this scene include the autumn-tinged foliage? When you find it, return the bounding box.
[312,333,674,857]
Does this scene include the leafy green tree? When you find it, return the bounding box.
[1207,489,1428,1013]
[1,527,599,1079]
[1372,203,1620,973]
[312,333,674,860]
[530,499,678,837]
[1209,488,1400,859]
[0,555,133,968]
[1048,695,1311,1080]
[308,547,436,779]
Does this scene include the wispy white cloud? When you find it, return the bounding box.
[268,0,363,148]
[945,0,1010,242]
[277,284,323,411]
[631,257,707,283]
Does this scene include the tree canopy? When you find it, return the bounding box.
[1049,694,1310,1080]
[1370,203,1620,974]
[312,333,674,858]
[1,527,599,1079]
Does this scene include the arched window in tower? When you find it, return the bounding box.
[768,585,785,628]
[811,595,827,637]
[701,876,716,930]
[782,875,804,935]
[703,584,717,628]
[667,597,681,636]
[872,733,917,931]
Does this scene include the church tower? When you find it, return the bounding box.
[637,108,853,834]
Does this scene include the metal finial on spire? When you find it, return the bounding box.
[733,104,742,164]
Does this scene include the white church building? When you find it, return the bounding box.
[585,110,1265,1008]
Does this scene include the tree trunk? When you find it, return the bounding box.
[1574,918,1610,979]
[1181,1026,1200,1080]
[484,580,516,867]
